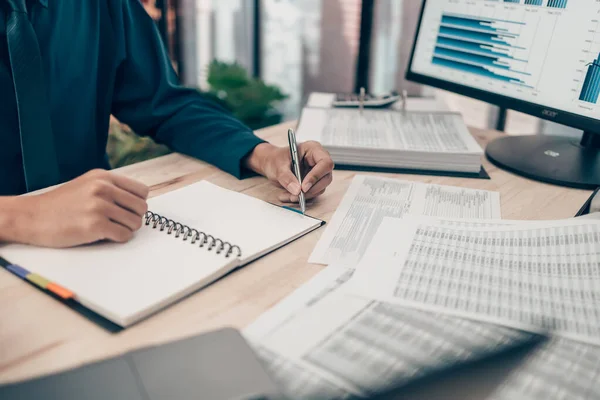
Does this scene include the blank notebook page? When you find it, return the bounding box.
[0,226,236,326]
[147,181,322,262]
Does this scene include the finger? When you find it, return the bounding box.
[305,189,326,201]
[299,141,325,166]
[106,185,148,217]
[277,169,302,196]
[305,173,332,197]
[103,202,144,232]
[302,155,334,193]
[110,173,150,200]
[277,190,301,203]
[298,144,334,193]
[278,195,295,203]
[99,219,134,243]
[280,188,327,203]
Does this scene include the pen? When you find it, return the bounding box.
[287,128,306,214]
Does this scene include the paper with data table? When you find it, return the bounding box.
[309,175,501,266]
[244,265,533,397]
[348,217,600,346]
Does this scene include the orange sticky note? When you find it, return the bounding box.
[47,283,74,299]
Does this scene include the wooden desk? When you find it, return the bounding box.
[0,122,592,384]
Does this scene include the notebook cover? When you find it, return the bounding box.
[335,164,490,180]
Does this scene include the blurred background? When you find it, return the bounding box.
[108,0,581,168]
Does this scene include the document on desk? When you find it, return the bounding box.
[309,175,501,266]
[295,107,484,174]
[488,338,600,400]
[298,108,480,153]
[245,265,532,397]
[348,217,600,345]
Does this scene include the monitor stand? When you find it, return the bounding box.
[485,131,600,190]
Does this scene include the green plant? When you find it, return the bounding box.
[107,119,171,168]
[205,60,288,129]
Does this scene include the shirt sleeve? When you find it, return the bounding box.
[110,0,265,178]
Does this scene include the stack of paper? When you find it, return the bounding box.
[245,173,600,397]
[295,108,483,174]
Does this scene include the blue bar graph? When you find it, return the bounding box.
[442,13,525,26]
[441,15,508,33]
[547,0,567,8]
[524,0,542,5]
[579,55,600,104]
[434,47,524,72]
[432,57,526,85]
[503,0,520,3]
[436,37,527,62]
[432,13,530,86]
[438,26,519,48]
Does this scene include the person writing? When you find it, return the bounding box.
[0,0,334,248]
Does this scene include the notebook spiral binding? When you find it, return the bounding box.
[144,211,242,258]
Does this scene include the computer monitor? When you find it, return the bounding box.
[406,0,600,189]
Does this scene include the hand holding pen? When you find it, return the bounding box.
[243,133,334,210]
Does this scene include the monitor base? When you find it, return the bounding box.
[485,133,600,190]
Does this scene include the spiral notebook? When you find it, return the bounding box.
[0,181,324,329]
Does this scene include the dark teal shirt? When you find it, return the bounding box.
[0,0,264,195]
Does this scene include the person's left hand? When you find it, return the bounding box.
[245,142,334,203]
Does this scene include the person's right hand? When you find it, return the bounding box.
[18,169,149,248]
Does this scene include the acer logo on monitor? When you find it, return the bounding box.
[542,109,558,118]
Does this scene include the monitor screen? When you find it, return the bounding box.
[409,0,600,124]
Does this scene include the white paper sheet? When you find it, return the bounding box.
[309,175,502,266]
[296,107,481,153]
[245,265,531,397]
[245,265,354,340]
[489,338,600,400]
[348,217,600,345]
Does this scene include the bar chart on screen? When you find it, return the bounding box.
[425,1,565,91]
[578,56,600,104]
[432,12,533,87]
[412,0,600,120]
[490,0,568,7]
[575,18,600,107]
